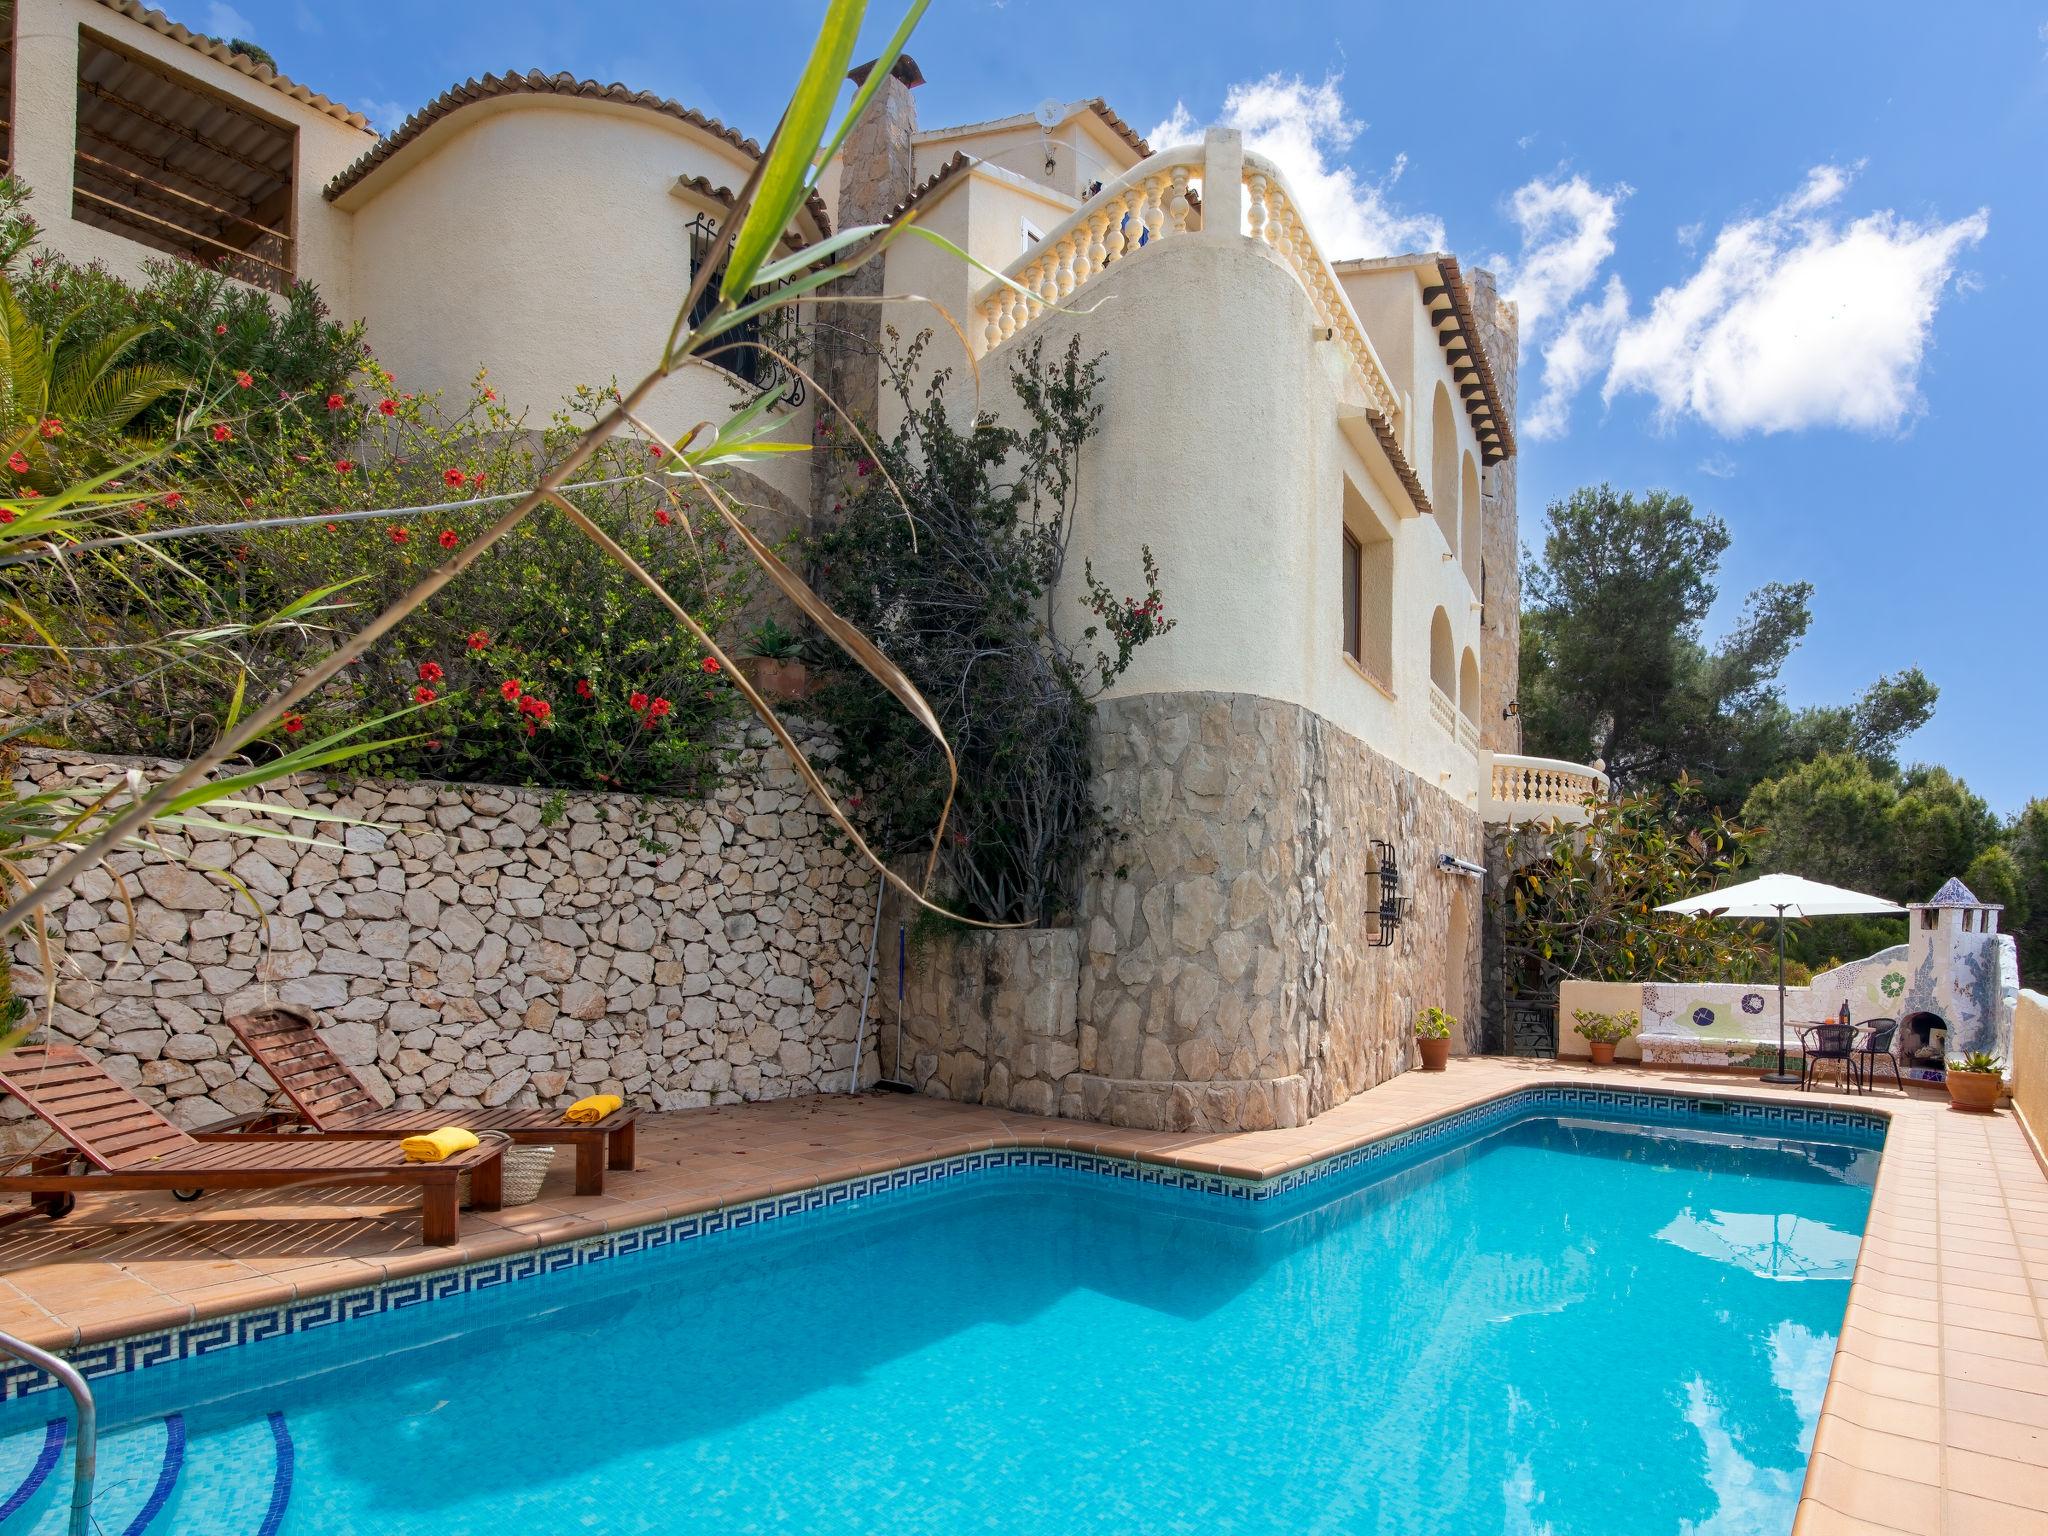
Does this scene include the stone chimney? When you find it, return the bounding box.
[810,56,922,527]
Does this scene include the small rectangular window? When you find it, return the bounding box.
[72,31,297,293]
[1341,528,1362,662]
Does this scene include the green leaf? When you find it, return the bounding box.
[720,0,865,302]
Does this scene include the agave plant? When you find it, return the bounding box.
[0,273,190,492]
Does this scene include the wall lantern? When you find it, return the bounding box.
[1368,839,1410,947]
[1501,700,1520,720]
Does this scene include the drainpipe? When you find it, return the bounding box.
[0,1330,96,1536]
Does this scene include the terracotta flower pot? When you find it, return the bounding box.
[1945,1070,2002,1113]
[1417,1036,1451,1072]
[740,656,811,703]
[1587,1040,1617,1066]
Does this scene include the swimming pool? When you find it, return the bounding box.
[0,1091,1880,1534]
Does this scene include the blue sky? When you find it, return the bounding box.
[208,1,2043,812]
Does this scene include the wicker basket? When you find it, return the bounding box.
[459,1132,555,1209]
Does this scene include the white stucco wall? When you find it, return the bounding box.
[913,110,1139,203]
[949,226,1485,801]
[338,97,815,506]
[10,0,371,310]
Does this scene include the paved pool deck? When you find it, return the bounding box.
[1,1057,2043,1534]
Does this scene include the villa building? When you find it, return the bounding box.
[3,0,1609,1133]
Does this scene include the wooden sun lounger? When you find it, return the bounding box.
[226,1005,637,1196]
[0,1044,503,1246]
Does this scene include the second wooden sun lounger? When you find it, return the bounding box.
[0,1044,503,1246]
[226,1005,638,1196]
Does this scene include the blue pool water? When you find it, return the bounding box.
[0,1101,1879,1535]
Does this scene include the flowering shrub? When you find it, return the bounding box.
[807,333,1173,924]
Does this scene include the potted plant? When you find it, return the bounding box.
[1572,1007,1639,1067]
[739,618,811,703]
[1944,1050,2004,1112]
[1415,1007,1455,1071]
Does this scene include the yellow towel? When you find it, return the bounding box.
[400,1127,479,1163]
[564,1094,623,1125]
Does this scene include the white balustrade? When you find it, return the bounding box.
[1480,752,1609,825]
[970,133,1402,434]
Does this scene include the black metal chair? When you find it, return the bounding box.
[1796,1023,1858,1093]
[1851,1019,1902,1094]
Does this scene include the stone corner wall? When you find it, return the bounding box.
[4,726,878,1145]
[1469,267,1521,757]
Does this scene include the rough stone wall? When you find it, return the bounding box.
[1469,269,1521,756]
[884,691,1484,1134]
[2,731,878,1145]
[876,926,1081,1117]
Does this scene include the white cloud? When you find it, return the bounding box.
[1523,274,1628,440]
[357,98,411,135]
[204,1,252,37]
[1147,74,1444,260]
[1490,173,1630,441]
[1696,451,1739,479]
[1604,163,1988,435]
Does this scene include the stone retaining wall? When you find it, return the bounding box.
[3,732,879,1142]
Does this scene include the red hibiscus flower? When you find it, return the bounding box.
[629,691,649,712]
[18,489,40,500]
[500,678,523,700]
[467,630,490,651]
[38,419,63,439]
[648,697,673,718]
[443,468,466,488]
[648,443,665,459]
[234,370,253,389]
[438,529,459,549]
[417,661,444,683]
[162,491,184,509]
[378,398,397,416]
[283,715,304,733]
[524,724,537,737]
[655,509,672,526]
[700,657,720,674]
[483,387,497,402]
[0,511,14,524]
[6,451,27,474]
[468,472,486,489]
[324,521,339,532]
[574,679,593,699]
[414,686,437,704]
[520,696,552,721]
[326,394,345,411]
[214,323,228,336]
[389,526,409,544]
[210,424,233,442]
[334,458,354,473]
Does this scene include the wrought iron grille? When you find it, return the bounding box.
[686,212,807,408]
[1368,839,1409,947]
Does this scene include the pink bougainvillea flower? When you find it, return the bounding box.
[234,370,253,389]
[438,529,459,549]
[283,715,304,734]
[700,657,720,675]
[414,686,437,704]
[6,451,27,474]
[443,468,466,488]
[210,424,233,442]
[855,457,874,477]
[326,394,345,411]
[417,661,444,683]
[388,525,410,544]
[467,630,490,651]
[574,679,593,699]
[500,678,523,701]
[378,398,397,416]
[37,418,63,439]
[628,691,649,712]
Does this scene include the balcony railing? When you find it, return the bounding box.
[972,131,1401,425]
[1480,752,1608,826]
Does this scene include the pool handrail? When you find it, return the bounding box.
[0,1328,96,1535]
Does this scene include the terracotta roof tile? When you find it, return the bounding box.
[87,0,372,131]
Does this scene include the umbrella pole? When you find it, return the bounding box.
[1762,906,1798,1085]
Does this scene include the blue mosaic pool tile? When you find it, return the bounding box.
[0,1085,1886,1402]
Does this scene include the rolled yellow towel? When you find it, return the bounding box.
[564,1094,623,1125]
[400,1127,479,1163]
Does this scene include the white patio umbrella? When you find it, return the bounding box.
[1656,873,1905,1084]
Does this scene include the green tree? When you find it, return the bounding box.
[2009,799,2048,981]
[1518,485,1814,801]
